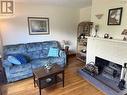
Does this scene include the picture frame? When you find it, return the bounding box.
[107,7,123,25]
[28,17,49,35]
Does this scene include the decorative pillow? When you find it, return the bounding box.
[48,47,59,57]
[7,54,27,65]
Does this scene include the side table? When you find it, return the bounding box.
[63,46,69,66]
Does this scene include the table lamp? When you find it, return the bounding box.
[121,29,127,41]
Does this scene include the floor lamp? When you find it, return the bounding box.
[0,29,3,58]
[0,27,4,95]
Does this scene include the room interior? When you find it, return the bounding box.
[0,0,127,95]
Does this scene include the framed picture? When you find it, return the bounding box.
[28,17,49,35]
[107,7,123,25]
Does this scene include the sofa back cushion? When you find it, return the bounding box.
[3,41,61,60]
[3,44,27,58]
[26,41,60,59]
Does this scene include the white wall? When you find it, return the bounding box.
[91,0,127,39]
[80,6,91,22]
[0,3,79,53]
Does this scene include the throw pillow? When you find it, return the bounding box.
[7,54,27,65]
[48,47,59,57]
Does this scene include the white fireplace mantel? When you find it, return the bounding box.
[86,37,127,80]
[87,37,127,44]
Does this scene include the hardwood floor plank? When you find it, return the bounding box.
[2,57,105,95]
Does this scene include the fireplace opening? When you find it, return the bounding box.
[94,57,122,92]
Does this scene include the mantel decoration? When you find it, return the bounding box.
[94,24,99,37]
[107,7,123,25]
[28,17,49,35]
[121,29,127,41]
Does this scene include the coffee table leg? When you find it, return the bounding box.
[62,71,64,87]
[39,80,41,95]
[33,73,36,87]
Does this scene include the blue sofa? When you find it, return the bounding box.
[3,41,66,83]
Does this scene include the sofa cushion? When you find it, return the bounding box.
[26,42,42,52]
[40,41,59,49]
[26,41,60,59]
[3,44,27,57]
[26,50,41,60]
[31,57,64,69]
[49,57,65,67]
[30,58,50,69]
[7,73,33,83]
[9,63,32,74]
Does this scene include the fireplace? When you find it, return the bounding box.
[81,37,127,94]
[94,57,122,92]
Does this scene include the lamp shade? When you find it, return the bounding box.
[121,29,127,35]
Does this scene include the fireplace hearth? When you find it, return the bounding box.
[82,57,123,93]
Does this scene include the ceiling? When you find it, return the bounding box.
[15,0,92,8]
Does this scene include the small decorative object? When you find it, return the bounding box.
[109,37,113,39]
[44,62,53,71]
[94,24,99,37]
[80,49,86,53]
[46,78,52,83]
[28,17,49,35]
[84,63,99,76]
[95,14,104,19]
[104,33,109,38]
[107,7,123,25]
[121,29,127,41]
[78,33,85,42]
[62,40,70,48]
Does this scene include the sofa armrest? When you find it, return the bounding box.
[2,59,13,68]
[59,50,67,65]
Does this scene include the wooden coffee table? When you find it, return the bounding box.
[33,64,64,95]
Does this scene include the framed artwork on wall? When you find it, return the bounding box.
[28,17,49,35]
[107,7,123,25]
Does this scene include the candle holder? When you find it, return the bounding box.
[121,29,127,41]
[94,25,99,37]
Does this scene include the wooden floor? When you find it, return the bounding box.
[2,57,105,95]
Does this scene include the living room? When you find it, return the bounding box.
[0,0,127,95]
